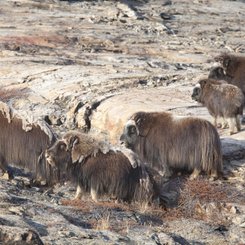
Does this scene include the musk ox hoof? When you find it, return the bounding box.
[189,175,198,181]
[208,176,217,181]
[72,196,81,201]
[189,169,201,180]
[91,188,99,203]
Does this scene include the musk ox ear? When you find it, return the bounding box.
[132,112,155,137]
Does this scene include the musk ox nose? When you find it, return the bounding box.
[119,134,125,144]
[191,93,196,100]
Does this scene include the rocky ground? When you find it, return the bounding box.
[0,0,245,244]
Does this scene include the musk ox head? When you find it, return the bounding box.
[214,53,231,69]
[120,112,160,150]
[45,140,71,172]
[120,119,139,150]
[120,113,152,147]
[208,66,227,80]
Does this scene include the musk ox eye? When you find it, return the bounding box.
[128,125,137,135]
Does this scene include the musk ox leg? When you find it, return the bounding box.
[189,168,201,180]
[213,117,219,128]
[73,185,83,200]
[0,157,13,180]
[209,169,219,181]
[90,187,98,202]
[236,115,242,132]
[221,117,229,129]
[228,117,237,135]
[161,165,172,178]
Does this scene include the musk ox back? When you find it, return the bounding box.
[192,78,244,134]
[0,102,57,184]
[120,111,223,180]
[45,132,168,205]
[213,53,245,95]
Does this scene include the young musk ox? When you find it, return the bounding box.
[213,53,245,95]
[120,111,223,180]
[192,78,244,134]
[45,131,169,205]
[0,101,57,185]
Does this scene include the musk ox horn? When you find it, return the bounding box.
[130,112,156,137]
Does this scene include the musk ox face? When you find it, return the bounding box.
[120,120,139,150]
[214,54,231,70]
[191,84,201,102]
[208,66,227,80]
[45,140,71,172]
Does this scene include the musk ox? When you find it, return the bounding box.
[120,111,223,180]
[0,101,57,184]
[213,53,245,95]
[192,78,244,134]
[45,131,168,205]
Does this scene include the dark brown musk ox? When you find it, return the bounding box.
[45,131,169,205]
[211,53,245,95]
[192,78,244,135]
[0,101,57,185]
[120,111,223,180]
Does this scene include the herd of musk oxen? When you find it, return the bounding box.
[0,53,245,206]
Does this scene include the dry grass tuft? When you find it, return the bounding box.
[162,177,241,225]
[61,176,244,230]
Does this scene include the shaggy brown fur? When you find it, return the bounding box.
[192,78,244,134]
[214,53,245,94]
[0,102,57,184]
[45,136,168,205]
[120,111,223,180]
